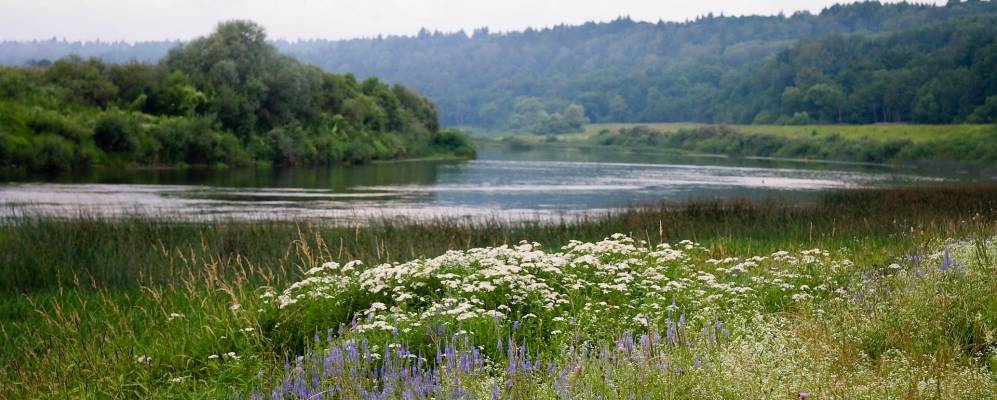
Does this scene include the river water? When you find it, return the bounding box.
[0,144,987,223]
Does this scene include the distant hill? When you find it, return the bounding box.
[3,1,996,129]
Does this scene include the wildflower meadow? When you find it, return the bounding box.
[1,186,996,399]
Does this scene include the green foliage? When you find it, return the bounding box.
[156,71,207,116]
[431,128,477,158]
[271,1,996,128]
[508,97,589,134]
[732,15,997,124]
[0,21,471,171]
[0,131,13,167]
[45,56,119,108]
[93,111,139,154]
[26,109,89,142]
[31,134,74,171]
[6,2,996,129]
[969,95,997,123]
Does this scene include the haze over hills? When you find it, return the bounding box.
[2,1,996,129]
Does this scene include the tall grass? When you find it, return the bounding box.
[3,185,995,293]
[579,123,997,143]
[0,185,994,398]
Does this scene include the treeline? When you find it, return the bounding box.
[723,14,997,124]
[593,125,997,164]
[2,2,996,131]
[0,21,473,171]
[279,0,997,129]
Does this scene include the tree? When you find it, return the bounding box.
[45,56,118,107]
[563,104,589,128]
[968,95,997,123]
[804,84,845,123]
[157,71,207,116]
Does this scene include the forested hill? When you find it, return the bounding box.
[2,1,996,130]
[284,1,997,129]
[719,14,997,124]
[0,22,474,172]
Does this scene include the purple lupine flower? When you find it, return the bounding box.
[665,319,678,345]
[940,247,952,272]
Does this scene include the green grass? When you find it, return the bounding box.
[480,122,997,143]
[1,185,996,398]
[578,123,997,143]
[482,123,997,164]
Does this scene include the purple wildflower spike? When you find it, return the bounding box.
[941,247,952,272]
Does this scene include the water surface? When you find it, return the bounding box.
[0,144,984,223]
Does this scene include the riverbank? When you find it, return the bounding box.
[2,184,995,397]
[483,123,997,165]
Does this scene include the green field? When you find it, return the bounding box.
[581,123,997,143]
[2,185,996,398]
[483,123,997,164]
[489,123,997,145]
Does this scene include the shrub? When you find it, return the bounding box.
[0,131,12,167]
[313,134,347,164]
[93,112,139,154]
[185,130,248,166]
[26,110,89,142]
[432,128,476,158]
[32,134,74,171]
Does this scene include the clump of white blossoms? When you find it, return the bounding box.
[262,234,849,340]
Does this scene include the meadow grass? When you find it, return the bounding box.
[488,122,997,143]
[483,123,997,164]
[1,185,995,398]
[577,123,997,143]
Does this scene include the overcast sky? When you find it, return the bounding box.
[0,0,946,42]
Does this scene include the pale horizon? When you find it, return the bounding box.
[0,0,947,43]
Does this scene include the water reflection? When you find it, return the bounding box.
[0,143,982,223]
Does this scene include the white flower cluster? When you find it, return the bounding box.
[266,235,847,335]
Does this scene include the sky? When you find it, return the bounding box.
[0,0,947,42]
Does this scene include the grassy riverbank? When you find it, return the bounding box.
[485,123,997,165]
[2,185,996,398]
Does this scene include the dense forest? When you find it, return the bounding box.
[284,1,997,129]
[2,1,996,132]
[0,21,474,171]
[722,14,997,124]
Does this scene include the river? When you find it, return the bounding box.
[0,143,986,223]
